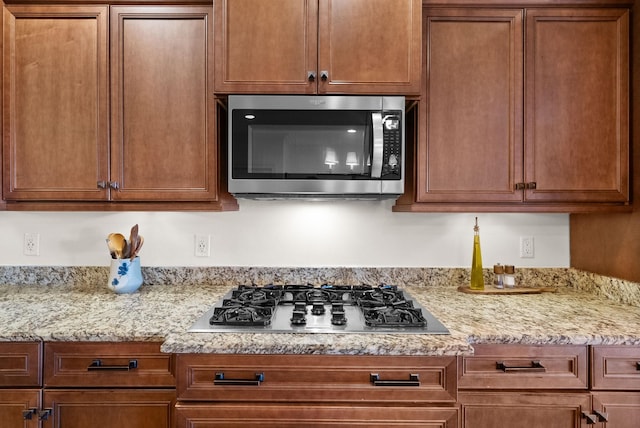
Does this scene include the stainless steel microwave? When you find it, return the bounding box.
[228,95,405,199]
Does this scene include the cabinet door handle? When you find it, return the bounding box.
[320,70,328,81]
[370,373,420,387]
[635,361,640,370]
[22,408,38,420]
[38,409,53,421]
[582,412,598,425]
[87,359,138,371]
[214,372,264,385]
[307,71,316,82]
[108,181,120,190]
[496,360,546,372]
[97,180,108,189]
[593,410,608,422]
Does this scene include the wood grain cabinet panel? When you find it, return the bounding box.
[458,344,589,390]
[0,342,41,387]
[214,0,421,94]
[524,8,629,204]
[110,6,217,202]
[459,391,593,428]
[591,345,640,391]
[397,6,630,212]
[2,5,109,201]
[416,8,523,204]
[177,353,456,403]
[43,342,175,388]
[0,342,42,428]
[42,342,175,428]
[176,353,458,426]
[42,389,175,428]
[591,391,640,428]
[175,403,459,427]
[0,389,41,428]
[2,5,231,209]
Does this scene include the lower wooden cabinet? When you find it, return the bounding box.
[42,389,175,428]
[459,391,593,428]
[591,392,640,428]
[176,353,459,427]
[0,342,42,427]
[175,403,459,427]
[0,389,41,428]
[42,341,176,428]
[458,344,593,428]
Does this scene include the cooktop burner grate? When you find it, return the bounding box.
[189,284,449,334]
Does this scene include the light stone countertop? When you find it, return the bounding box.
[2,279,640,356]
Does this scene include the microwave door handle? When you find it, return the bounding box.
[371,112,384,178]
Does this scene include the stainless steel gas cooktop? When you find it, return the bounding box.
[189,284,449,335]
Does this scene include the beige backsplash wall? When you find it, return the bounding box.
[0,202,569,268]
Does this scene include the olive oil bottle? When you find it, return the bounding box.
[470,217,485,290]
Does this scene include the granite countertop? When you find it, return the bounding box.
[2,277,640,356]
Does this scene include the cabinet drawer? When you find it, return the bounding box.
[44,342,175,387]
[591,345,640,390]
[175,403,459,428]
[0,342,41,387]
[458,344,588,390]
[177,354,457,404]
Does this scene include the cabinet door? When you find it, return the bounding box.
[417,9,523,203]
[0,390,41,428]
[176,403,458,427]
[214,0,318,94]
[2,6,109,201]
[317,0,421,94]
[592,392,640,428]
[42,389,175,428]
[524,8,629,203]
[110,6,217,201]
[459,392,592,428]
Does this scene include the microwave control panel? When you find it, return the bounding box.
[382,114,402,178]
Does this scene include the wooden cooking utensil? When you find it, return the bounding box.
[106,233,127,259]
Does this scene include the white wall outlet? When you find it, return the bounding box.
[24,233,40,256]
[194,234,211,257]
[519,235,534,258]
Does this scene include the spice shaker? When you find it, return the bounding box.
[493,264,504,289]
[504,265,515,288]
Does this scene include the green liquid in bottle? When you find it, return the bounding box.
[470,217,484,290]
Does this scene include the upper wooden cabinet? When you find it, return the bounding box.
[2,4,234,210]
[214,0,421,94]
[110,5,217,202]
[395,6,630,212]
[523,8,629,205]
[2,5,109,202]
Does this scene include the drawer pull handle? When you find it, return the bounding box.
[214,372,264,386]
[88,359,138,371]
[370,373,420,387]
[496,360,545,372]
[636,361,640,370]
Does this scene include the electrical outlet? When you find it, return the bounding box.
[24,233,40,256]
[195,234,211,257]
[520,236,534,258]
